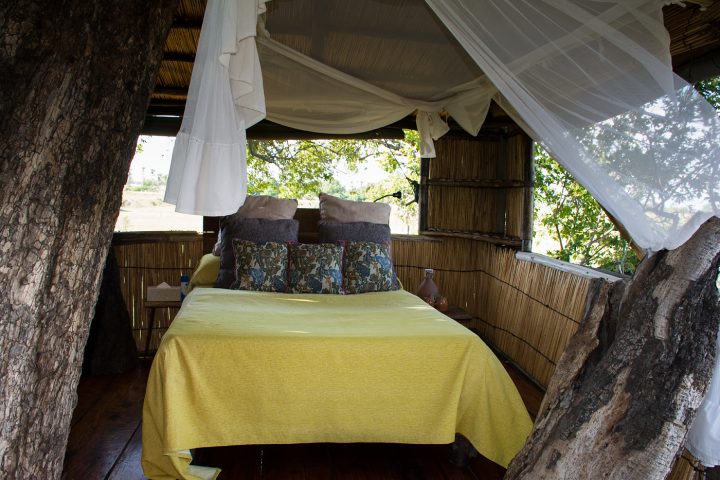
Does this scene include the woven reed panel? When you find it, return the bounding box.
[506,133,531,238]
[427,187,499,232]
[393,236,591,388]
[664,2,720,59]
[175,0,206,20]
[424,133,531,246]
[479,246,591,386]
[113,233,204,353]
[430,135,501,180]
[157,59,194,89]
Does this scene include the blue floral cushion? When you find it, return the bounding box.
[232,240,288,292]
[343,242,399,294]
[287,243,343,294]
[215,218,298,289]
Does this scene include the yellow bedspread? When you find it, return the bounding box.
[142,288,532,479]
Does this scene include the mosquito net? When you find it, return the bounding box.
[166,0,720,252]
[163,0,720,461]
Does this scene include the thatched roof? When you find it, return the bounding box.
[144,0,720,136]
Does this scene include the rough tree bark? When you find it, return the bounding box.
[506,217,720,479]
[0,1,177,477]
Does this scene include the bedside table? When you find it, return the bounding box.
[443,305,473,328]
[144,300,182,356]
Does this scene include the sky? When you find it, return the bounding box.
[128,136,176,184]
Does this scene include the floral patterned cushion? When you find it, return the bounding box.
[287,243,343,294]
[343,242,399,294]
[215,218,299,289]
[232,240,288,292]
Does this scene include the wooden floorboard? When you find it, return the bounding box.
[106,421,145,480]
[69,374,115,428]
[63,358,542,480]
[62,365,149,480]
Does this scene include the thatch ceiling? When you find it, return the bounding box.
[144,0,720,136]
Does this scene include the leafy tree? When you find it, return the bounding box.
[534,145,640,274]
[533,75,719,274]
[246,131,421,231]
[350,130,421,233]
[696,76,720,110]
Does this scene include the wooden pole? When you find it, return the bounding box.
[522,134,535,252]
[419,157,430,232]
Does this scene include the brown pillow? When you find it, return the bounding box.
[234,195,298,220]
[319,193,391,225]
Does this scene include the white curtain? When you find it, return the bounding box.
[166,0,720,247]
[256,35,492,157]
[686,327,720,467]
[164,0,267,216]
[426,0,720,252]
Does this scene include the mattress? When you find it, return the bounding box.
[141,287,532,479]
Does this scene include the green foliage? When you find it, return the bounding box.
[534,145,639,274]
[246,131,421,232]
[696,76,720,110]
[533,75,719,274]
[135,136,146,154]
[247,139,365,198]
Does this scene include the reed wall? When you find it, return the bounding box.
[393,236,591,388]
[423,132,532,249]
[113,232,204,353]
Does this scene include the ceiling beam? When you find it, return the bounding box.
[163,51,195,63]
[152,86,189,97]
[170,18,201,29]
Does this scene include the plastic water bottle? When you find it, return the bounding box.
[180,274,189,301]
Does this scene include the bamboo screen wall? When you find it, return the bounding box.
[113,229,591,386]
[113,232,204,353]
[392,237,591,388]
[421,132,533,250]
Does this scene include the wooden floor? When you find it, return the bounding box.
[62,358,543,480]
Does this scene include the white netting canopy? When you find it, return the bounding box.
[163,0,720,464]
[166,0,720,252]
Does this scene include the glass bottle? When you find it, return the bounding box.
[416,268,439,304]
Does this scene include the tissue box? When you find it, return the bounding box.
[147,283,182,302]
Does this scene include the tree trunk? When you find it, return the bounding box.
[0,1,177,477]
[506,217,720,479]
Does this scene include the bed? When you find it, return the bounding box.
[141,286,533,479]
[142,197,532,479]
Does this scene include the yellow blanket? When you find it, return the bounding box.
[142,288,532,479]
